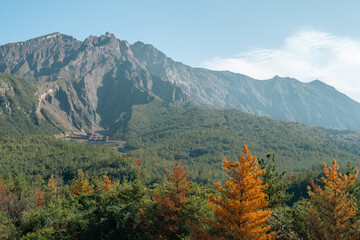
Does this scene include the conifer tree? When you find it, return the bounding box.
[193,145,274,240]
[0,178,7,210]
[3,175,33,227]
[307,159,360,239]
[34,186,45,208]
[68,169,94,197]
[346,161,360,220]
[259,153,294,208]
[153,161,192,240]
[43,174,62,202]
[102,171,118,193]
[117,176,148,206]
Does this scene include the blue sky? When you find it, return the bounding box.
[1,0,360,101]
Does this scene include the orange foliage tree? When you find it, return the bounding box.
[193,145,274,240]
[34,186,45,208]
[153,161,192,239]
[68,169,94,197]
[43,175,62,203]
[0,178,8,210]
[307,159,360,239]
[102,171,118,193]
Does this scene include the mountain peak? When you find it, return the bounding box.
[309,79,336,91]
[26,32,73,43]
[0,33,359,130]
[310,79,326,86]
[105,32,116,38]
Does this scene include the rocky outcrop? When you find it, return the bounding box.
[131,42,360,130]
[0,33,194,133]
[0,33,359,131]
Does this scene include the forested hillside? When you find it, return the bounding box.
[115,100,360,184]
[0,36,360,238]
[0,135,139,184]
[0,73,62,136]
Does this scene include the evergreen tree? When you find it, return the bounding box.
[259,153,294,208]
[117,176,148,206]
[68,169,94,197]
[346,161,360,220]
[42,175,62,203]
[307,159,360,239]
[3,175,33,227]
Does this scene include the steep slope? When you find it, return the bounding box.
[0,33,194,133]
[0,32,86,85]
[0,73,62,136]
[131,42,360,129]
[1,32,359,131]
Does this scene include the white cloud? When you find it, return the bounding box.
[202,29,360,103]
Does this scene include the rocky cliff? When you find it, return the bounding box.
[131,41,360,129]
[1,32,359,131]
[0,32,194,133]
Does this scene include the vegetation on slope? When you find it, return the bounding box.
[0,145,359,239]
[0,135,137,184]
[0,73,62,136]
[115,100,360,184]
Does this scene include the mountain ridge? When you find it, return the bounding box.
[0,32,359,130]
[130,40,360,129]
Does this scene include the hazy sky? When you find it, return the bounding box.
[1,0,360,102]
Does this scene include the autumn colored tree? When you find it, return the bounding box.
[152,161,193,240]
[0,178,8,210]
[2,175,34,227]
[193,145,274,240]
[34,186,45,208]
[68,169,94,197]
[43,175,62,202]
[307,159,360,239]
[101,171,118,193]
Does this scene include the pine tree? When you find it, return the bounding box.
[153,161,192,239]
[0,178,7,210]
[102,171,118,193]
[259,153,294,208]
[34,186,45,208]
[3,175,33,227]
[307,159,360,239]
[192,145,274,240]
[346,161,360,220]
[68,169,94,197]
[43,175,62,203]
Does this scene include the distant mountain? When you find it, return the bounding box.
[131,41,360,129]
[0,33,360,178]
[0,32,195,133]
[0,32,359,130]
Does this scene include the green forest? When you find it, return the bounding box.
[116,100,360,184]
[0,73,360,239]
[1,142,359,239]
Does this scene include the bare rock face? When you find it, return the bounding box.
[0,33,360,131]
[131,42,360,130]
[0,33,194,133]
